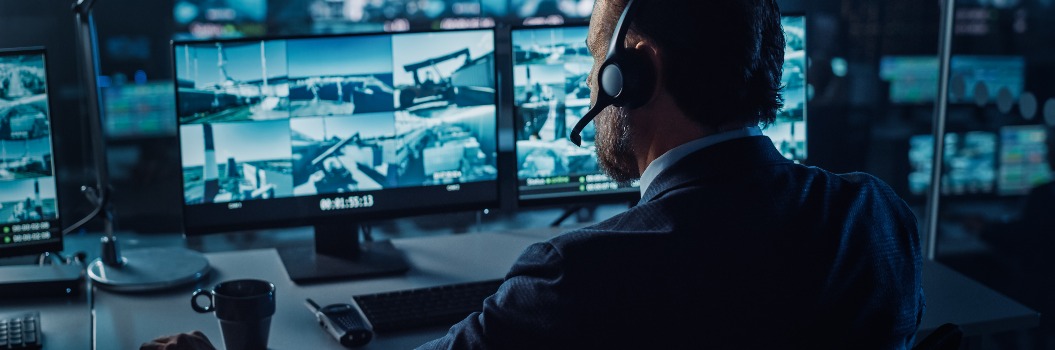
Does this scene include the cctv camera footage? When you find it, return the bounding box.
[767,15,807,162]
[512,26,639,201]
[0,52,59,226]
[908,131,997,196]
[177,30,498,205]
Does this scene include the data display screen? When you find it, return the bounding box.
[174,29,499,232]
[0,49,61,255]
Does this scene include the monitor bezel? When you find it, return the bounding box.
[171,28,502,236]
[507,23,641,208]
[0,46,64,257]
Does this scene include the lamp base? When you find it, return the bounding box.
[87,247,210,292]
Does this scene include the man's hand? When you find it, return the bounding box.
[139,331,217,350]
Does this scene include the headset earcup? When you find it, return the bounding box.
[599,60,624,101]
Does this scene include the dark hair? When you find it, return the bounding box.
[606,0,786,128]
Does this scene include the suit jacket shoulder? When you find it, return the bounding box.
[420,136,924,350]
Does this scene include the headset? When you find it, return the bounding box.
[569,0,654,146]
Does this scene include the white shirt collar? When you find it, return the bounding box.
[638,126,763,197]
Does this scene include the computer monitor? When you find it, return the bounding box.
[173,0,267,40]
[880,56,939,105]
[949,56,1025,105]
[284,0,495,35]
[173,29,499,283]
[510,25,640,205]
[998,125,1052,196]
[879,55,1025,105]
[0,48,62,258]
[509,0,592,26]
[908,131,997,196]
[102,81,178,138]
[768,14,807,162]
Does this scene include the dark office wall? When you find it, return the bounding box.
[0,0,98,233]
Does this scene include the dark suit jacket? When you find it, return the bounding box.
[420,136,925,349]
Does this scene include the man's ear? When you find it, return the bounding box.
[631,39,663,108]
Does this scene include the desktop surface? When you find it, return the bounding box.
[92,232,538,349]
[83,228,1038,349]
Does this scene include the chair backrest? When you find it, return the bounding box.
[912,323,963,350]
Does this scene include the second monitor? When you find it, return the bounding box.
[511,17,807,205]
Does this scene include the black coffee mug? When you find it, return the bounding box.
[192,279,276,350]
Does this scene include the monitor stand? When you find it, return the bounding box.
[277,222,410,284]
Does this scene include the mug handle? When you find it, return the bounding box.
[191,289,214,313]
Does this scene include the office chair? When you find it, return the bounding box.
[911,323,963,350]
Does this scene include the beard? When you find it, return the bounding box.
[594,106,639,183]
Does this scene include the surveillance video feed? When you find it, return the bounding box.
[909,132,997,196]
[173,0,267,39]
[287,35,396,118]
[0,52,59,226]
[175,40,289,124]
[512,0,593,24]
[998,125,1052,196]
[390,30,498,186]
[948,56,1025,105]
[0,178,58,225]
[512,26,639,201]
[178,30,498,207]
[764,15,807,162]
[181,120,295,204]
[294,0,493,34]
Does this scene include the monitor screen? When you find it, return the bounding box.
[880,56,939,105]
[173,0,267,39]
[278,0,495,35]
[908,131,997,196]
[511,25,640,204]
[949,56,1025,105]
[768,15,807,162]
[998,125,1052,196]
[511,0,593,25]
[0,48,62,257]
[879,55,1025,105]
[103,81,178,138]
[174,29,498,233]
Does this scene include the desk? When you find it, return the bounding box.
[0,294,90,349]
[93,232,539,349]
[84,229,1039,349]
[917,262,1040,338]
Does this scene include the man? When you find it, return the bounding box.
[143,0,924,348]
[419,0,924,348]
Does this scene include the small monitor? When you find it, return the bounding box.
[880,56,940,105]
[949,56,1025,105]
[768,14,807,162]
[510,25,640,205]
[0,48,62,257]
[102,81,178,138]
[173,0,267,39]
[289,0,495,34]
[173,29,498,283]
[908,131,997,196]
[998,125,1052,196]
[879,55,1025,105]
[511,0,592,26]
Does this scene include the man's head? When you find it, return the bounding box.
[586,0,786,182]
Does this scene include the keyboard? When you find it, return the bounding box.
[352,279,503,333]
[0,312,41,349]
